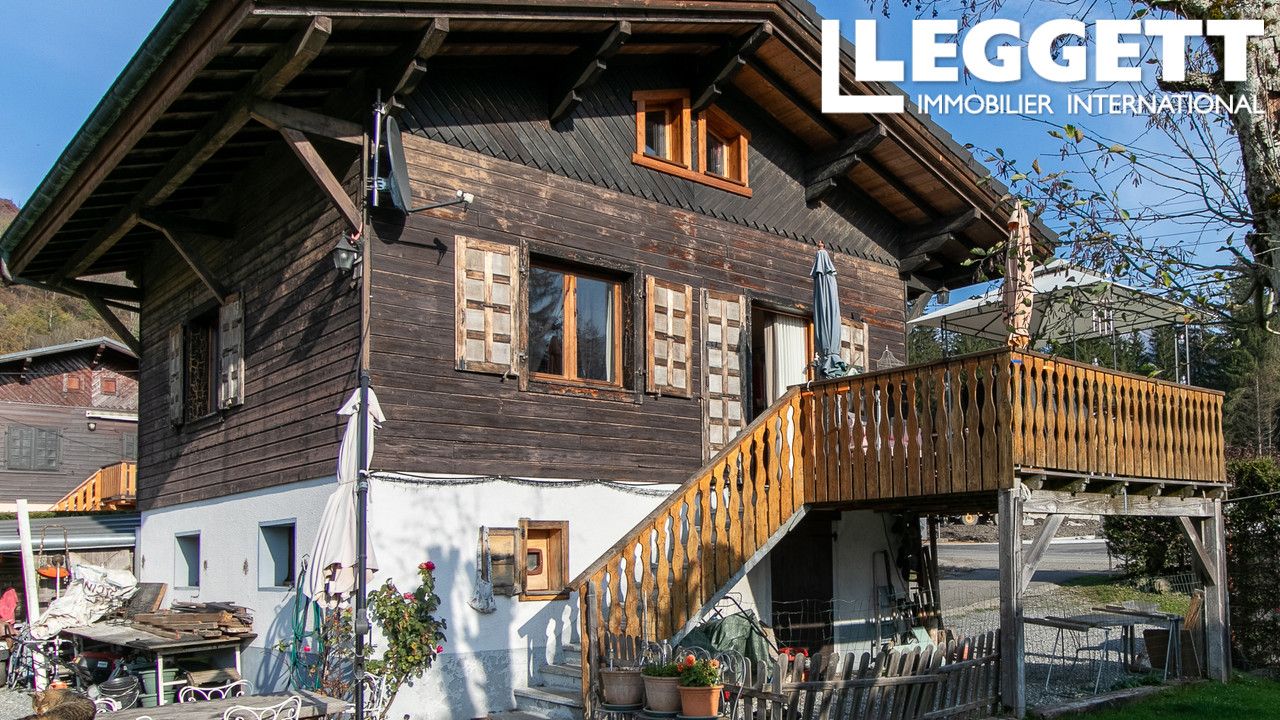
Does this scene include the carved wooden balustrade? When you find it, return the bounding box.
[572,349,1226,711]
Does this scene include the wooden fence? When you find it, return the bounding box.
[726,631,1001,720]
[53,462,137,511]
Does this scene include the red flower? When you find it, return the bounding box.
[403,592,414,601]
[436,645,444,654]
[420,561,436,571]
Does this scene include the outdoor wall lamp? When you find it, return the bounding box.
[333,235,362,274]
[87,421,97,432]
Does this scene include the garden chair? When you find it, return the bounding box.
[180,679,253,702]
[222,695,302,720]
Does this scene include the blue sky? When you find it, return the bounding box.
[0,1,171,205]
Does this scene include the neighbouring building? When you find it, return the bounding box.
[0,338,138,511]
[0,2,1229,719]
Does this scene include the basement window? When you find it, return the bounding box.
[175,532,201,589]
[259,521,296,588]
[521,519,568,600]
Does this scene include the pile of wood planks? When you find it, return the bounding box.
[130,601,254,641]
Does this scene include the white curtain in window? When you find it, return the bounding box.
[765,314,809,404]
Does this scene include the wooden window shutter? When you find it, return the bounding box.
[218,293,245,409]
[455,236,523,376]
[702,290,747,457]
[646,276,693,397]
[487,526,523,596]
[840,318,869,374]
[167,325,184,425]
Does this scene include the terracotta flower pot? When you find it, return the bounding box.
[678,684,723,717]
[643,675,681,713]
[600,668,643,706]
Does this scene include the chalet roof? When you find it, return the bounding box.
[0,0,1056,296]
[0,512,140,554]
[0,337,137,366]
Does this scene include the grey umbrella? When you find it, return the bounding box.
[812,245,849,379]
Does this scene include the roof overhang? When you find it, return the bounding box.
[1,0,1054,296]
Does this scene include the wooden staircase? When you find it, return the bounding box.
[566,348,1227,716]
[52,461,137,511]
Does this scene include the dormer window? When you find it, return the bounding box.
[633,90,691,168]
[699,106,749,186]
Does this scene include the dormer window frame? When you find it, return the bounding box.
[698,106,750,188]
[632,89,692,170]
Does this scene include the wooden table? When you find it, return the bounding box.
[112,691,348,719]
[63,623,256,706]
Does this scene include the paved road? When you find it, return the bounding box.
[936,539,1114,609]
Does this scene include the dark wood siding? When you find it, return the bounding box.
[0,403,136,505]
[135,145,362,510]
[368,135,905,483]
[402,60,904,264]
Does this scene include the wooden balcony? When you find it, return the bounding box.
[572,349,1227,715]
[53,462,138,512]
[804,348,1227,507]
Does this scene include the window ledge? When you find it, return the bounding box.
[632,153,752,197]
[527,377,641,404]
[520,591,571,602]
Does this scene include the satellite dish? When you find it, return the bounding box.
[382,116,413,213]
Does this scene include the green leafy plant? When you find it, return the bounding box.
[676,655,721,687]
[366,561,448,714]
[642,661,680,678]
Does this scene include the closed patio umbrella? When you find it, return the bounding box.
[306,387,383,607]
[812,243,849,379]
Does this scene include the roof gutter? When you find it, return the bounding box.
[0,0,212,265]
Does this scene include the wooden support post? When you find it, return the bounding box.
[998,485,1025,718]
[550,21,631,124]
[138,218,229,303]
[278,127,362,233]
[1201,500,1230,681]
[79,292,143,357]
[1020,513,1064,594]
[1176,516,1220,588]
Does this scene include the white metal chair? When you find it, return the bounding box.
[93,697,121,713]
[222,696,302,720]
[179,679,252,703]
[361,673,393,719]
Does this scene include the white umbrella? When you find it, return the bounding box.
[306,387,383,607]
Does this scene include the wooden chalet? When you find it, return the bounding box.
[0,1,1227,718]
[0,338,138,509]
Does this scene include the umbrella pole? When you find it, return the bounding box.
[355,368,371,717]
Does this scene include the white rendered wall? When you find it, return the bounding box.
[137,476,336,692]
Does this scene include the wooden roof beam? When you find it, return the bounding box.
[861,155,940,220]
[906,208,980,245]
[138,216,229,304]
[54,16,332,281]
[61,278,143,304]
[250,98,363,145]
[743,57,844,140]
[79,292,142,357]
[550,21,631,124]
[277,127,362,234]
[691,23,772,113]
[380,18,449,99]
[804,124,886,204]
[898,233,956,274]
[137,211,233,239]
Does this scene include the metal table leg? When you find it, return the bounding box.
[156,654,165,706]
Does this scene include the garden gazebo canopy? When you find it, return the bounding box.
[909,259,1196,343]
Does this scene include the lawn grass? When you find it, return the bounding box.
[1060,574,1191,615]
[1080,675,1280,719]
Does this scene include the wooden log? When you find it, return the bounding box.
[998,486,1025,718]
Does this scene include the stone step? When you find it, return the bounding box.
[540,661,583,691]
[489,712,553,720]
[513,685,583,720]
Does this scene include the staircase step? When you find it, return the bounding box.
[540,661,583,690]
[514,685,584,720]
[490,712,553,720]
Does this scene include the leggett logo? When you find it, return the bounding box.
[821,18,1264,115]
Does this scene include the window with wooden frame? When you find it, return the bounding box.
[101,376,118,395]
[528,261,624,387]
[698,107,751,192]
[64,375,82,392]
[483,520,570,600]
[633,90,691,170]
[168,293,246,427]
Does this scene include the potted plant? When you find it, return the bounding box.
[641,660,681,713]
[676,654,723,717]
[599,662,643,707]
